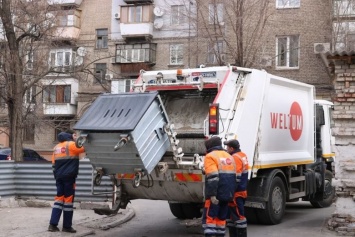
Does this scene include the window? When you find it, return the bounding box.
[26,51,34,70]
[118,48,145,63]
[49,49,74,71]
[276,0,300,9]
[207,41,224,64]
[115,43,157,64]
[43,85,71,103]
[120,5,152,23]
[170,44,183,65]
[23,123,35,142]
[96,29,108,49]
[171,5,185,25]
[333,21,355,51]
[112,79,136,93]
[58,10,81,27]
[24,86,36,104]
[209,3,224,25]
[276,35,299,68]
[94,63,107,84]
[129,5,142,22]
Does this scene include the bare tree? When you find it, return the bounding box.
[0,0,111,161]
[194,0,272,67]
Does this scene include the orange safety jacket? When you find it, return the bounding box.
[232,151,249,192]
[52,141,85,179]
[204,149,237,202]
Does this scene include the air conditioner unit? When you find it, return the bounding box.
[105,74,113,80]
[114,12,120,20]
[314,43,330,54]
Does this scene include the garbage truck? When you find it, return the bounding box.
[73,66,335,225]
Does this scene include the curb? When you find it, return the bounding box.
[99,208,135,230]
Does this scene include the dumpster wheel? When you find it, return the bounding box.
[94,169,104,186]
[133,172,142,188]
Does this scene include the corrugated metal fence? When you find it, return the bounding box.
[0,160,113,202]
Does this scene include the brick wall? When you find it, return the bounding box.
[327,60,355,235]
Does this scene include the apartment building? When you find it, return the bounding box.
[0,0,341,154]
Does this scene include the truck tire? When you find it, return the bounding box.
[169,202,185,219]
[257,176,286,225]
[169,202,203,219]
[181,203,203,219]
[310,170,335,208]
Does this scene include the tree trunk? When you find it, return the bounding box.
[1,0,24,161]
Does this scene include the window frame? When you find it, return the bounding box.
[171,5,185,25]
[42,85,71,103]
[208,3,224,25]
[276,35,300,69]
[169,44,184,65]
[94,63,107,84]
[276,0,300,9]
[207,41,224,64]
[49,49,74,68]
[24,86,36,104]
[23,123,35,143]
[96,29,108,49]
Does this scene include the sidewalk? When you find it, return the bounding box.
[0,197,135,237]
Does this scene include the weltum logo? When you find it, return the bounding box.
[270,102,303,141]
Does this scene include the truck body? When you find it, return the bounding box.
[73,66,335,224]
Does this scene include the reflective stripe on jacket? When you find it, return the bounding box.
[232,151,249,192]
[204,150,237,202]
[52,141,85,179]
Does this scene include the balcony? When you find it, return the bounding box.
[41,78,78,116]
[47,0,83,6]
[53,26,80,40]
[43,103,77,116]
[114,43,156,65]
[119,5,154,41]
[120,23,153,41]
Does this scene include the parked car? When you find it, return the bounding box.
[0,148,49,162]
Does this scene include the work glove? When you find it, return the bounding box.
[210,196,219,205]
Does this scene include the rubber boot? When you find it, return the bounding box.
[236,227,247,237]
[228,227,238,237]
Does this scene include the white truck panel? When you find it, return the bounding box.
[257,74,315,167]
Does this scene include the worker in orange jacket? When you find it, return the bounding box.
[202,136,237,237]
[48,131,85,233]
[224,139,249,237]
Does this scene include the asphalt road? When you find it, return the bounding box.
[97,199,337,237]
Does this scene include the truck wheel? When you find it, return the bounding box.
[181,203,203,219]
[169,202,185,219]
[310,170,335,208]
[257,176,286,225]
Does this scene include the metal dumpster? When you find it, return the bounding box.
[73,91,171,175]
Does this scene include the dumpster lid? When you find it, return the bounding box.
[74,92,159,131]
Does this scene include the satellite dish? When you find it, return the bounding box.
[153,7,164,17]
[74,56,83,66]
[154,18,164,30]
[77,47,87,57]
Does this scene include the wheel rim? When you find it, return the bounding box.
[272,186,283,214]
